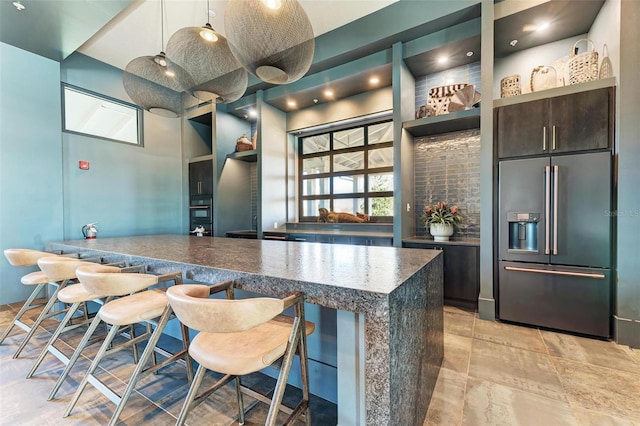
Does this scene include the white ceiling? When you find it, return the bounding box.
[78,0,399,71]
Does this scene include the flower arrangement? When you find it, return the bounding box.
[421,201,463,229]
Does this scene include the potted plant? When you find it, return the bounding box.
[421,201,463,241]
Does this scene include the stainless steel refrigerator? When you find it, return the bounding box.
[498,151,612,337]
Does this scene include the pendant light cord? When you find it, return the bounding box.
[160,0,165,51]
[206,0,210,26]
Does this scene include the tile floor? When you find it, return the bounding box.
[425,306,640,426]
[1,300,638,425]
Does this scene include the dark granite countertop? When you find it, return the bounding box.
[50,234,438,295]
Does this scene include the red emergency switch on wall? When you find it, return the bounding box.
[79,161,90,170]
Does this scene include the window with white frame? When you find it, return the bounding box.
[62,84,143,146]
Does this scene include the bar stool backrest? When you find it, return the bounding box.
[167,284,286,333]
[76,264,159,296]
[37,257,99,281]
[4,249,56,267]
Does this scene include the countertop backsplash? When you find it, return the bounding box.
[414,128,481,240]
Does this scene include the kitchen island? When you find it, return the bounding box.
[48,235,443,425]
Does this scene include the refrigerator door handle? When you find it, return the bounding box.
[545,165,551,255]
[553,165,559,255]
[504,266,605,279]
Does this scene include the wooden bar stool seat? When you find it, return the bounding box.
[167,283,315,426]
[60,264,194,426]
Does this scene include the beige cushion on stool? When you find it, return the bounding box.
[20,271,52,285]
[76,264,159,296]
[98,289,168,326]
[4,249,54,267]
[58,284,105,304]
[190,315,316,376]
[37,256,99,282]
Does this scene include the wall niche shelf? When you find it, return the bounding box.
[226,150,257,162]
[403,108,480,137]
[493,77,616,108]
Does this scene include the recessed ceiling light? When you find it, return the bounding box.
[165,70,175,77]
[287,100,297,107]
[466,51,474,57]
[369,76,380,85]
[313,98,319,104]
[248,108,257,118]
[510,39,518,47]
[437,56,448,64]
[324,89,334,97]
[207,9,216,18]
[12,1,25,11]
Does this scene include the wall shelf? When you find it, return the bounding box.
[403,108,480,137]
[226,150,257,162]
[493,77,616,108]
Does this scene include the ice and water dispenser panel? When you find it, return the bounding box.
[507,212,539,253]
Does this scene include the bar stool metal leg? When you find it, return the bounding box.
[63,323,122,417]
[48,312,104,400]
[107,306,174,426]
[176,364,208,426]
[13,278,71,358]
[0,283,47,344]
[26,300,82,378]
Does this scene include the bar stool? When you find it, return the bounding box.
[166,282,315,426]
[60,264,194,426]
[1,250,97,358]
[1,249,57,346]
[9,255,104,358]
[26,259,145,379]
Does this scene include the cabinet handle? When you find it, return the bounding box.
[552,125,557,150]
[542,126,547,151]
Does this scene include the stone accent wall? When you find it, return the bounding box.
[414,129,480,239]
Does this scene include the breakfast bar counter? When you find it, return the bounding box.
[48,234,443,425]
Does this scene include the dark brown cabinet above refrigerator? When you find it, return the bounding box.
[496,87,613,159]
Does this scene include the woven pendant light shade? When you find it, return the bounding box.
[224,0,315,84]
[123,54,193,117]
[165,26,248,104]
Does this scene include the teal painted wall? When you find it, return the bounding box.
[615,0,640,347]
[0,43,64,304]
[60,53,184,239]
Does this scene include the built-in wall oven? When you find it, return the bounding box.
[189,195,213,236]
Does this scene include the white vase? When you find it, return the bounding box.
[430,223,454,241]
